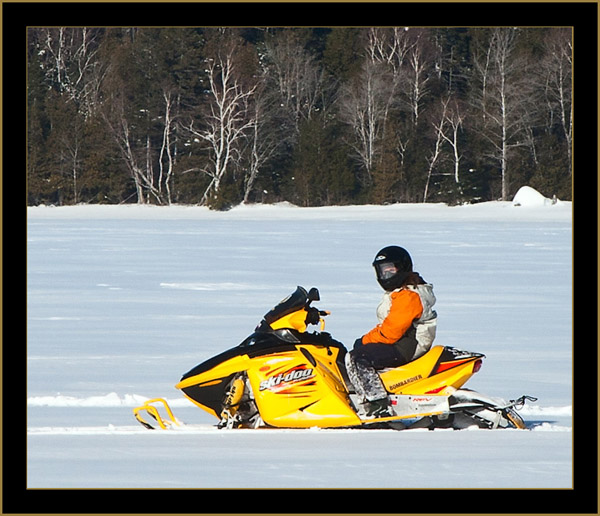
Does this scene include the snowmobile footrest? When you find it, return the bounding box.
[133,398,180,430]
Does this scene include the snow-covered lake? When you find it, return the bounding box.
[26,200,573,494]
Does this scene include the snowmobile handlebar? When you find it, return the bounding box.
[305,306,330,326]
[303,287,330,327]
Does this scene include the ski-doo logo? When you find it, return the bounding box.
[259,366,315,392]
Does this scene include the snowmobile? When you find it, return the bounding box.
[135,286,536,430]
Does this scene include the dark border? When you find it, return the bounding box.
[7,1,598,515]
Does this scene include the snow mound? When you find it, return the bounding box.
[512,186,558,206]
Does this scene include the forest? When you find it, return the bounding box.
[27,27,572,209]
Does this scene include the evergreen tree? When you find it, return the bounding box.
[290,115,356,206]
[26,27,572,208]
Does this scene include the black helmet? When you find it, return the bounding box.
[372,246,413,291]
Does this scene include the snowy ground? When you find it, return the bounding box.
[26,200,573,492]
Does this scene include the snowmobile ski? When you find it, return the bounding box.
[133,398,180,430]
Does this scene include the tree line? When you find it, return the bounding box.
[27,27,572,209]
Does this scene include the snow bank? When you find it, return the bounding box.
[28,198,571,222]
[512,185,561,207]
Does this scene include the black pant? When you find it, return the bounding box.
[352,326,418,369]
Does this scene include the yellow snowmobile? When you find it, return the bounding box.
[137,286,535,430]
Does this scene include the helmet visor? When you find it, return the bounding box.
[375,262,398,281]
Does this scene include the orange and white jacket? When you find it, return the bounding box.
[362,283,437,359]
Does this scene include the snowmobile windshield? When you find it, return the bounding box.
[263,286,308,325]
[375,262,398,281]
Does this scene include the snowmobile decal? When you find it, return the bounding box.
[389,374,422,390]
[434,358,475,374]
[259,366,315,392]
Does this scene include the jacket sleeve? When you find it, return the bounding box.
[362,289,423,345]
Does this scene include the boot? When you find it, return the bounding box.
[344,353,388,400]
[364,398,393,419]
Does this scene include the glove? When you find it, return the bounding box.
[353,337,364,350]
[305,307,320,326]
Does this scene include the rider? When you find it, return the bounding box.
[345,246,437,418]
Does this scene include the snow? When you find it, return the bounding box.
[512,185,559,206]
[27,200,573,491]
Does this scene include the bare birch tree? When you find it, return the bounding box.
[366,27,412,76]
[366,27,411,125]
[439,97,465,188]
[542,28,572,176]
[473,28,532,200]
[103,103,163,204]
[339,60,392,185]
[263,30,325,135]
[62,127,82,204]
[405,30,431,126]
[423,98,448,202]
[158,89,176,204]
[242,80,281,203]
[34,27,106,118]
[184,46,256,205]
